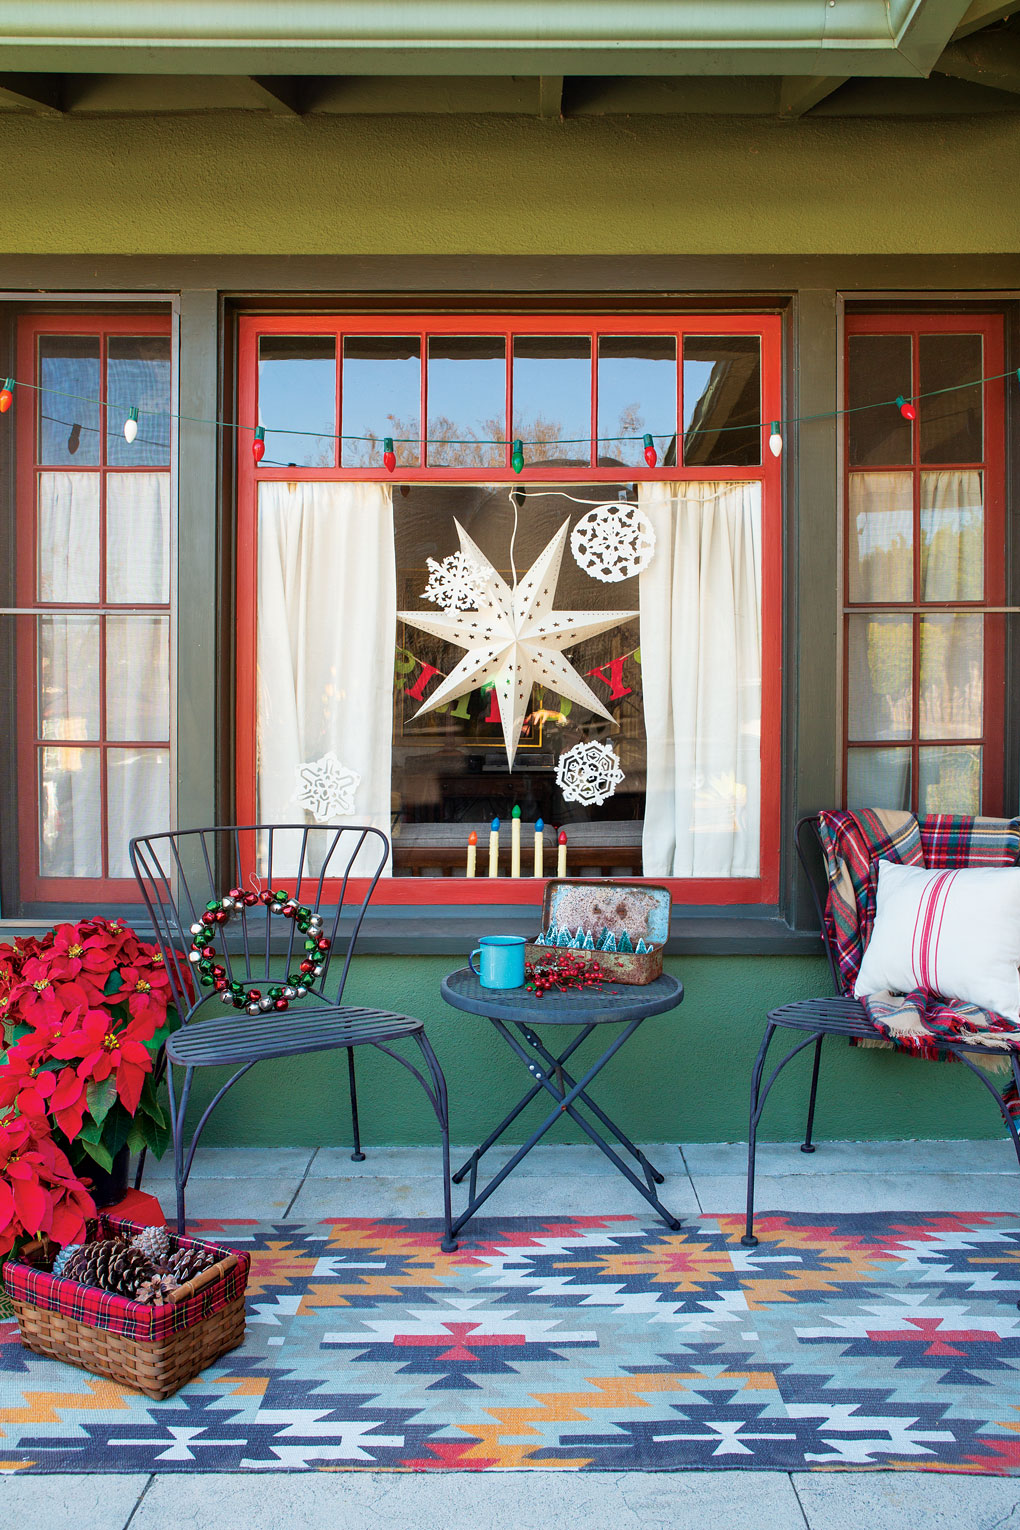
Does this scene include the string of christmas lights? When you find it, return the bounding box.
[0,363,1013,471]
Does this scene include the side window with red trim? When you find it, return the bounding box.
[14,316,174,904]
[843,314,1006,817]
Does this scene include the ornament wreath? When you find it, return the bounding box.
[187,888,330,1015]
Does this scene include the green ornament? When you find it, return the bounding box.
[287,971,304,987]
[205,900,220,912]
[511,439,524,474]
[304,938,318,951]
[269,985,283,999]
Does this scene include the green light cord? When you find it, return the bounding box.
[8,365,1011,449]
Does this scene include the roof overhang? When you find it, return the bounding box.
[0,0,979,77]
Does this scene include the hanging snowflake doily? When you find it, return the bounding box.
[293,751,361,822]
[555,740,626,807]
[570,503,656,584]
[421,551,486,611]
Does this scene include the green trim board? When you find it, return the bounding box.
[182,954,1011,1144]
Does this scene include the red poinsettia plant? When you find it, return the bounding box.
[0,917,182,1258]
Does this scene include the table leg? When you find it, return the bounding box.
[450,1017,682,1238]
[518,1024,667,1188]
[451,1025,596,1186]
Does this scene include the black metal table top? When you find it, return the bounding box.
[441,968,683,1026]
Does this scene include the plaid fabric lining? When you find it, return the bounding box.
[815,809,1020,1060]
[2,1216,249,1343]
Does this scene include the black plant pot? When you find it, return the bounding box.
[84,1144,130,1209]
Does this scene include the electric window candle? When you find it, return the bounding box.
[557,829,567,879]
[511,804,521,878]
[488,818,500,878]
[466,830,477,878]
[534,817,544,878]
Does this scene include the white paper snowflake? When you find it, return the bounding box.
[555,740,626,807]
[293,751,361,822]
[570,503,656,584]
[420,551,486,611]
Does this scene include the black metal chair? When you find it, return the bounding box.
[130,823,456,1249]
[742,814,1020,1253]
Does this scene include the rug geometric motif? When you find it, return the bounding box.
[2,1212,1019,1474]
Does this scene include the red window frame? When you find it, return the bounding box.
[236,311,783,907]
[842,311,1006,816]
[15,311,173,904]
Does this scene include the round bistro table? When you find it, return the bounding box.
[440,967,684,1240]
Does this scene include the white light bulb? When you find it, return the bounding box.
[123,408,139,444]
[768,423,783,458]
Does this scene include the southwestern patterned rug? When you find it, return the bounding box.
[3,1212,1020,1474]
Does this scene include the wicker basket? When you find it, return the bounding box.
[3,1216,250,1401]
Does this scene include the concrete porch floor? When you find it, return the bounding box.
[6,1138,1020,1529]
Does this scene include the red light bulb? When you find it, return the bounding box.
[896,395,917,422]
[382,436,396,472]
[0,378,13,414]
[252,426,265,465]
[642,433,657,468]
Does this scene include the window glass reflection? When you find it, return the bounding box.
[427,337,505,467]
[597,336,675,467]
[919,333,982,464]
[258,335,336,468]
[848,335,912,466]
[513,336,591,466]
[106,336,171,466]
[38,336,101,466]
[683,336,761,466]
[342,335,421,468]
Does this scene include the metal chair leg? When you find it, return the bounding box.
[167,1062,193,1236]
[347,1047,366,1161]
[414,1032,458,1253]
[801,1036,824,1153]
[742,1024,776,1247]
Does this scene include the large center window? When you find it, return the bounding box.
[236,314,782,904]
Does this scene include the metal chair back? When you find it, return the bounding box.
[129,823,389,1026]
[794,814,842,994]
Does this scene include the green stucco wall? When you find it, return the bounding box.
[191,955,1005,1146]
[0,110,1019,254]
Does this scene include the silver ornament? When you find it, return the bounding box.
[190,922,203,936]
[220,991,235,1005]
[187,950,202,963]
[259,996,274,1011]
[312,963,324,977]
[295,985,307,997]
[282,986,297,999]
[221,897,233,909]
[246,1002,261,1015]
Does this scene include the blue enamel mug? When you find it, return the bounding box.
[468,935,526,989]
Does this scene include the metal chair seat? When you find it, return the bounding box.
[168,1005,425,1069]
[742,816,1020,1268]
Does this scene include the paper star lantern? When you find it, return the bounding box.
[398,519,636,770]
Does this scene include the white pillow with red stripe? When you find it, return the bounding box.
[854,860,1020,1020]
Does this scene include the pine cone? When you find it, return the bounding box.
[51,1243,83,1278]
[134,1273,180,1306]
[105,1245,156,1298]
[130,1225,171,1265]
[62,1238,124,1288]
[165,1246,218,1285]
[62,1238,155,1298]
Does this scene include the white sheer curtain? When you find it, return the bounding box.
[257,480,396,875]
[639,480,762,878]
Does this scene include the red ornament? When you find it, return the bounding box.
[382,436,396,473]
[0,380,13,414]
[243,892,258,907]
[275,998,289,1011]
[300,959,314,974]
[896,395,917,421]
[252,426,266,465]
[642,433,657,468]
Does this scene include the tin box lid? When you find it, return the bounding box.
[540,879,671,948]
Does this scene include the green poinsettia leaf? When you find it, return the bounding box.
[125,1122,147,1155]
[77,1137,114,1172]
[99,1106,131,1158]
[139,1112,170,1160]
[104,968,125,996]
[11,1023,31,1042]
[136,1074,166,1127]
[86,1075,118,1126]
[76,1115,105,1145]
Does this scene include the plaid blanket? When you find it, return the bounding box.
[816,810,1020,1063]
